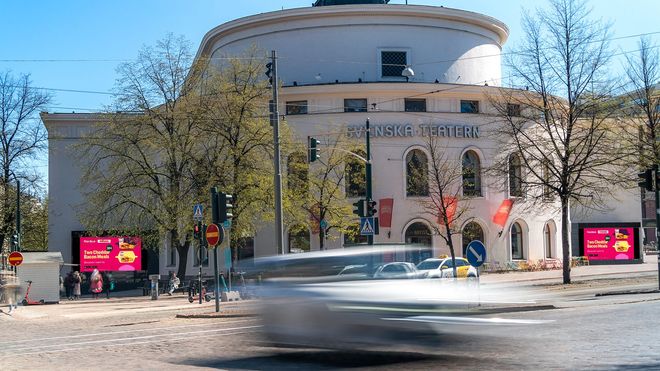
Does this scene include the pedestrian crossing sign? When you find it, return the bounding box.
[193,204,203,221]
[360,217,375,236]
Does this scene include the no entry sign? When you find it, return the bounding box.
[8,251,24,266]
[206,223,223,247]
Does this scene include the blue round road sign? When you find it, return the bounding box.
[466,240,487,267]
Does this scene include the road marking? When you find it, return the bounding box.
[0,318,257,345]
[0,330,259,358]
[0,324,262,353]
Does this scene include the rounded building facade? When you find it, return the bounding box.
[194,3,561,265]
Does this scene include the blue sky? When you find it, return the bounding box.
[1,0,658,112]
[1,0,658,186]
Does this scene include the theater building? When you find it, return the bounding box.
[43,1,643,275]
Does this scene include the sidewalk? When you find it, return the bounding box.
[480,254,658,285]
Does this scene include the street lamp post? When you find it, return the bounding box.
[365,118,373,246]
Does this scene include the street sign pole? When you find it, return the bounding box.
[211,187,220,312]
[365,118,373,246]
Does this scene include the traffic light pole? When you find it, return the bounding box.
[655,165,659,291]
[366,119,373,246]
[270,50,285,255]
[16,179,20,252]
[211,187,220,312]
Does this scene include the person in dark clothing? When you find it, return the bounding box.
[64,272,74,300]
[102,272,114,299]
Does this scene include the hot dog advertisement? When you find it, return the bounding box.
[583,227,635,261]
[80,236,142,272]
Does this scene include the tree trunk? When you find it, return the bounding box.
[319,228,325,250]
[446,230,458,280]
[174,231,190,279]
[561,197,572,284]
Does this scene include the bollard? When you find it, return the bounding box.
[149,274,160,300]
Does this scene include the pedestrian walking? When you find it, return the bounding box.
[64,272,74,300]
[90,269,103,299]
[72,271,82,300]
[102,271,114,299]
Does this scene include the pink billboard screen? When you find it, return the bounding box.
[583,227,635,261]
[80,236,142,272]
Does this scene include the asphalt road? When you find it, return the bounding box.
[1,280,659,370]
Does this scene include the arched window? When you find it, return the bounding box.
[345,150,366,197]
[511,222,524,260]
[462,150,482,197]
[287,152,308,193]
[462,222,485,256]
[288,225,310,254]
[343,224,367,246]
[406,149,429,197]
[509,153,523,197]
[404,222,433,263]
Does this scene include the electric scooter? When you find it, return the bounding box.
[22,280,45,305]
[188,281,211,303]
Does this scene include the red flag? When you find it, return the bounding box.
[493,199,515,227]
[438,196,458,226]
[379,198,394,228]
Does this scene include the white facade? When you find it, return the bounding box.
[43,3,640,274]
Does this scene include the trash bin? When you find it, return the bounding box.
[149,274,160,300]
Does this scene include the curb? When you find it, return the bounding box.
[595,289,660,297]
[175,311,257,319]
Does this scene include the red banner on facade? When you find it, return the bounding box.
[437,196,458,226]
[493,199,515,227]
[378,198,394,228]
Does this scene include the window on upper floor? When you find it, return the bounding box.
[405,98,426,112]
[507,103,521,117]
[381,51,407,78]
[509,153,523,197]
[462,150,482,197]
[406,149,429,197]
[345,150,366,198]
[344,99,368,112]
[460,100,480,114]
[286,100,308,115]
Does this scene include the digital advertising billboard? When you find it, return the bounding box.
[582,227,636,261]
[79,236,142,272]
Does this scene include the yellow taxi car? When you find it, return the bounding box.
[416,257,478,279]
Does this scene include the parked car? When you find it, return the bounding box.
[373,262,427,279]
[416,257,478,279]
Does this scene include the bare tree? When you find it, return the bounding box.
[416,134,471,279]
[78,35,206,278]
[490,0,626,284]
[0,71,50,252]
[624,37,660,169]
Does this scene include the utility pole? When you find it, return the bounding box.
[366,118,373,246]
[269,50,285,255]
[16,179,21,252]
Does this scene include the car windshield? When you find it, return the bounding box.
[417,260,441,270]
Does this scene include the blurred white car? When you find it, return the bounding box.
[416,257,478,279]
[373,262,427,279]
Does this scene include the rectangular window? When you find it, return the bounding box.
[167,245,176,267]
[344,98,368,112]
[194,246,209,267]
[405,98,426,112]
[507,103,521,117]
[460,100,479,114]
[381,51,407,77]
[286,100,308,115]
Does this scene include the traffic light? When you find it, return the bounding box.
[308,137,320,163]
[219,193,233,223]
[366,199,377,217]
[352,199,365,217]
[11,234,18,249]
[638,168,654,191]
[193,222,202,239]
[265,62,273,84]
